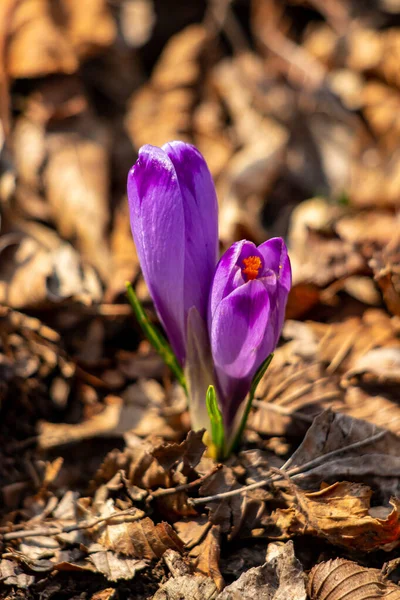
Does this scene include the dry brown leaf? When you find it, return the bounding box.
[335,211,400,249]
[126,25,207,149]
[199,465,265,538]
[152,549,218,599]
[44,125,111,280]
[60,0,116,59]
[251,309,400,438]
[283,411,400,502]
[38,396,126,449]
[39,378,181,449]
[307,558,400,600]
[194,526,224,592]
[151,429,206,473]
[363,81,400,149]
[174,517,210,550]
[90,589,117,600]
[87,545,148,582]
[212,56,288,245]
[12,80,111,280]
[371,241,400,316]
[6,0,77,78]
[93,515,184,559]
[271,481,400,551]
[0,225,102,308]
[343,346,400,384]
[349,149,400,208]
[106,198,139,301]
[218,541,306,600]
[0,559,35,589]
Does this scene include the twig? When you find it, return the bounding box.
[189,429,386,505]
[150,465,222,499]
[1,507,143,542]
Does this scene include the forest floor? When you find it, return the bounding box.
[1,0,400,598]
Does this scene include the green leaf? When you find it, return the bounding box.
[125,282,187,393]
[206,385,225,458]
[225,353,274,458]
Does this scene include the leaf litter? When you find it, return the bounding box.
[2,0,400,598]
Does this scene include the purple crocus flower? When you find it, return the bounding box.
[208,237,291,430]
[127,141,218,366]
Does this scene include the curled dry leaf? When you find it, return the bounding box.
[194,526,224,592]
[153,549,218,600]
[0,559,35,589]
[251,309,400,438]
[87,546,148,582]
[199,465,265,538]
[39,378,182,450]
[12,79,112,281]
[284,411,400,503]
[59,0,116,60]
[0,225,102,309]
[307,558,400,600]
[370,241,400,316]
[344,347,400,384]
[271,480,400,552]
[6,0,77,78]
[126,25,207,148]
[151,429,206,473]
[44,123,111,281]
[218,541,306,600]
[92,512,184,559]
[5,0,115,79]
[212,56,288,245]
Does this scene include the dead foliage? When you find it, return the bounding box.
[2,0,400,598]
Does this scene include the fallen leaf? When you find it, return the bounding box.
[271,481,400,551]
[152,429,206,473]
[218,541,306,600]
[370,241,400,316]
[0,559,35,588]
[92,512,184,559]
[126,24,207,148]
[87,544,148,582]
[0,225,102,309]
[6,0,77,78]
[251,311,400,438]
[199,465,265,538]
[153,549,218,600]
[194,526,224,592]
[60,0,116,59]
[44,121,111,280]
[307,558,400,600]
[284,411,400,503]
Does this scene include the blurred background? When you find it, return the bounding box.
[1,0,400,506]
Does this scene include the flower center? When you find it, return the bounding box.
[242,256,262,281]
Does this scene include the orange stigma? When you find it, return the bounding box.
[242,256,262,280]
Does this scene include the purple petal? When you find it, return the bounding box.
[258,237,291,289]
[210,279,274,427]
[211,279,271,379]
[209,240,258,321]
[127,144,186,363]
[163,141,219,322]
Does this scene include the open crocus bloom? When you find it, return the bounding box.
[208,238,291,431]
[127,141,218,366]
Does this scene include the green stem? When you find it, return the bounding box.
[125,282,187,393]
[225,353,274,458]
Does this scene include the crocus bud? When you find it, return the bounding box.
[208,237,291,431]
[127,142,218,366]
